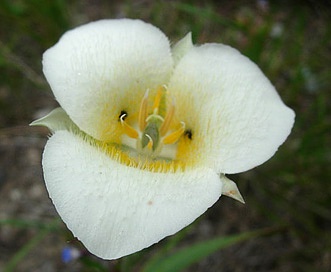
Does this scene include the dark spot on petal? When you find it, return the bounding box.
[184,129,193,140]
[147,200,153,205]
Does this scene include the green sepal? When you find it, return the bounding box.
[30,107,79,133]
[221,175,245,204]
[171,32,194,66]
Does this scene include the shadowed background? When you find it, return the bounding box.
[0,0,330,271]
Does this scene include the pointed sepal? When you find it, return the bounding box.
[221,175,245,204]
[171,32,194,66]
[30,107,79,133]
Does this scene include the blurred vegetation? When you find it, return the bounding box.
[0,0,330,271]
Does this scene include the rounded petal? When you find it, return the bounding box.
[43,19,173,142]
[169,44,295,174]
[42,131,222,259]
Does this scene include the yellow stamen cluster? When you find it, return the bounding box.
[120,86,185,159]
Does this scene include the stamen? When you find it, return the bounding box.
[139,89,149,131]
[145,134,153,149]
[162,122,185,145]
[152,86,164,112]
[160,97,175,136]
[120,114,139,139]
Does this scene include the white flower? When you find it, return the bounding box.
[31,19,295,260]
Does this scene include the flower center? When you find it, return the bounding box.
[119,86,185,161]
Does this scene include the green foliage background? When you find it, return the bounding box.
[0,0,330,271]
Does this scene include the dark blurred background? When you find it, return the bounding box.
[0,0,330,271]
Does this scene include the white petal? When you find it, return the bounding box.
[30,107,78,132]
[43,19,173,142]
[171,32,194,66]
[42,131,222,259]
[169,44,295,174]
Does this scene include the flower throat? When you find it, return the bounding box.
[119,86,186,160]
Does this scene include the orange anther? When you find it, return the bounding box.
[152,87,164,112]
[162,122,185,145]
[120,114,139,139]
[139,90,149,131]
[145,134,154,149]
[160,97,175,136]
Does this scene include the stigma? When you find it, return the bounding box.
[119,86,185,159]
